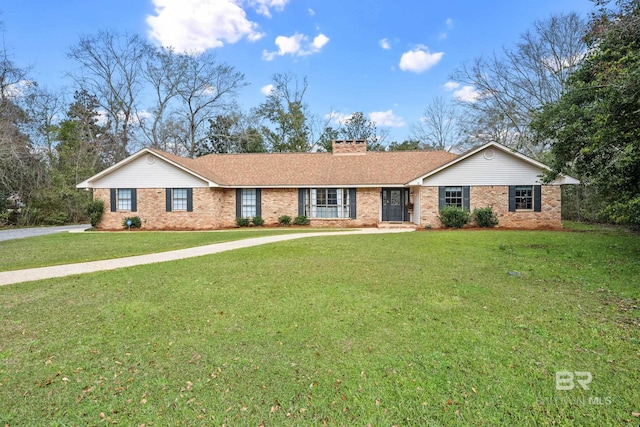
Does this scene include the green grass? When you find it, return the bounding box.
[1,230,639,426]
[0,228,341,271]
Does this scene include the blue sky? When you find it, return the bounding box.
[1,0,594,143]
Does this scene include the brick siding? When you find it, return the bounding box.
[418,185,562,229]
[93,187,381,230]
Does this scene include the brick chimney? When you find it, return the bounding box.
[332,139,367,155]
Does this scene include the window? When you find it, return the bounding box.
[110,188,136,212]
[515,186,533,210]
[299,188,356,219]
[241,189,257,218]
[236,189,261,218]
[444,187,463,208]
[117,189,132,211]
[171,189,188,211]
[166,188,193,212]
[509,185,541,212]
[438,186,470,210]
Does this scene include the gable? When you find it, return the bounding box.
[88,152,210,189]
[421,146,545,186]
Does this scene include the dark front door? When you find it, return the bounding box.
[382,188,406,221]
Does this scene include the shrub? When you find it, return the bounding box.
[472,206,499,228]
[293,215,310,226]
[602,197,640,229]
[123,216,142,229]
[252,216,265,226]
[87,200,105,228]
[438,206,470,228]
[44,211,69,225]
[235,217,250,227]
[278,215,291,226]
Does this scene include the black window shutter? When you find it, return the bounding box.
[508,186,516,212]
[349,188,357,219]
[131,189,137,212]
[255,189,262,217]
[438,187,445,210]
[187,188,193,212]
[298,189,305,216]
[110,189,117,212]
[236,188,242,217]
[534,185,542,212]
[109,188,118,212]
[166,189,172,212]
[463,186,470,211]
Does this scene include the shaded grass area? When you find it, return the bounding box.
[0,228,337,272]
[0,230,639,426]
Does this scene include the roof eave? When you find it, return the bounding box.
[76,148,220,189]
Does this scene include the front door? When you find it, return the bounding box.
[382,188,406,221]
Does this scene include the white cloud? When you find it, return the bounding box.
[250,0,289,17]
[324,111,351,125]
[399,46,444,73]
[263,32,330,61]
[443,81,480,102]
[379,38,391,50]
[308,8,315,16]
[2,80,33,99]
[325,110,405,128]
[261,84,274,96]
[369,110,406,128]
[453,85,481,102]
[146,0,280,53]
[443,81,460,91]
[313,34,330,50]
[439,18,454,40]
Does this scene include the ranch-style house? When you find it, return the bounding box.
[77,140,579,230]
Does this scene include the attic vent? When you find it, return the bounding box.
[145,154,156,165]
[483,149,495,160]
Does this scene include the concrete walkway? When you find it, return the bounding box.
[0,228,412,287]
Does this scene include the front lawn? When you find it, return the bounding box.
[0,228,336,271]
[0,230,638,425]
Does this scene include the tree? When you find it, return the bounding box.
[0,28,48,216]
[68,30,150,162]
[316,126,340,152]
[531,0,640,227]
[56,90,111,179]
[388,140,422,151]
[20,86,65,165]
[255,73,311,152]
[451,12,586,159]
[196,112,266,155]
[139,46,186,150]
[338,112,385,151]
[410,97,463,151]
[174,52,247,157]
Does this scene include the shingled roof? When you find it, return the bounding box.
[151,148,459,187]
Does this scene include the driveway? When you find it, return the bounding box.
[0,224,91,242]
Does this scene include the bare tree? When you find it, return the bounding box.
[139,46,187,150]
[0,25,48,210]
[174,52,247,157]
[410,97,464,151]
[68,30,150,161]
[22,86,65,164]
[450,12,586,159]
